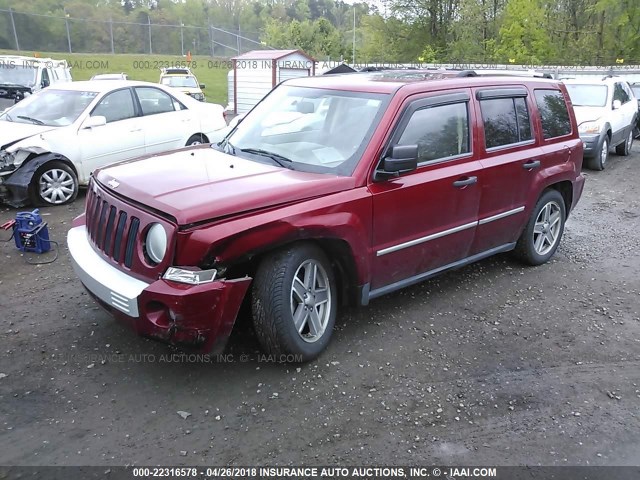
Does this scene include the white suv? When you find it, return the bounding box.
[564,76,638,170]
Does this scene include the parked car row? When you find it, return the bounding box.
[66,71,586,361]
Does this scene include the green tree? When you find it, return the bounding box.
[495,0,555,64]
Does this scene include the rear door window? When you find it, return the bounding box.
[534,89,571,139]
[480,97,533,149]
[135,87,185,115]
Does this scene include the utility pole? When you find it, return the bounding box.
[9,8,19,51]
[148,14,153,54]
[109,17,115,54]
[180,20,184,56]
[64,9,72,53]
[209,20,214,57]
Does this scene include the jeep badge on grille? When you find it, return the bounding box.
[107,179,120,189]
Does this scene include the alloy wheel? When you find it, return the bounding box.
[290,259,332,343]
[532,201,562,256]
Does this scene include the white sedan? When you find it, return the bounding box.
[0,80,226,206]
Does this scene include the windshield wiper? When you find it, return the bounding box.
[0,83,26,88]
[17,115,45,125]
[239,148,292,169]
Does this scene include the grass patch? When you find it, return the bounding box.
[0,50,230,105]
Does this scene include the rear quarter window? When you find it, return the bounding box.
[534,89,571,139]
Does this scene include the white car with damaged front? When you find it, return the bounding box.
[0,80,226,207]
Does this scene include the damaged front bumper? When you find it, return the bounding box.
[67,225,252,353]
[1,148,28,206]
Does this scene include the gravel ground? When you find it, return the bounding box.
[0,147,639,468]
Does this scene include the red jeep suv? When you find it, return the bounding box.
[68,71,585,361]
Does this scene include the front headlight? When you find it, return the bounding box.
[0,150,15,169]
[163,267,217,285]
[193,92,205,101]
[578,121,601,134]
[145,223,167,264]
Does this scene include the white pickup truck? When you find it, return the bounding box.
[0,55,72,111]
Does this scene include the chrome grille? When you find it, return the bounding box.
[85,181,141,269]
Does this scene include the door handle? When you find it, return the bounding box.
[453,176,478,188]
[523,160,541,170]
[130,127,142,132]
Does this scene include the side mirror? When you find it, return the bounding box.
[199,84,206,90]
[296,101,315,114]
[613,99,622,110]
[384,144,418,174]
[41,79,50,88]
[83,115,107,129]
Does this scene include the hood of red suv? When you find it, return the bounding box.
[95,146,355,225]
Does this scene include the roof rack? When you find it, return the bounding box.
[161,67,192,75]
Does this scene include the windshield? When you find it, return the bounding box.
[224,85,388,176]
[631,86,640,98]
[565,84,608,107]
[161,76,198,88]
[0,89,98,127]
[0,64,37,87]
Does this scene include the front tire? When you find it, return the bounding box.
[615,127,634,156]
[251,243,337,362]
[586,136,609,170]
[29,161,78,206]
[514,189,566,266]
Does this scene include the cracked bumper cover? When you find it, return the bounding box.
[67,225,252,353]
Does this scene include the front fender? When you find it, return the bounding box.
[175,191,373,285]
[2,153,67,207]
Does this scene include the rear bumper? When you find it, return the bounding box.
[67,225,252,353]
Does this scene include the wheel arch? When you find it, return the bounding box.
[28,152,78,177]
[225,237,361,307]
[4,152,76,192]
[186,133,209,145]
[546,180,573,217]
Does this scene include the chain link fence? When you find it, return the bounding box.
[0,8,269,57]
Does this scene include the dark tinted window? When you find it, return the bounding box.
[515,97,532,141]
[397,102,469,163]
[481,97,533,149]
[534,89,571,139]
[614,83,630,104]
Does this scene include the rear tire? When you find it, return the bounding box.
[615,127,633,156]
[186,134,208,146]
[514,189,566,266]
[586,136,608,170]
[251,243,337,362]
[29,160,78,206]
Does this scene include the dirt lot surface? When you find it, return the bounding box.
[1,147,639,469]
